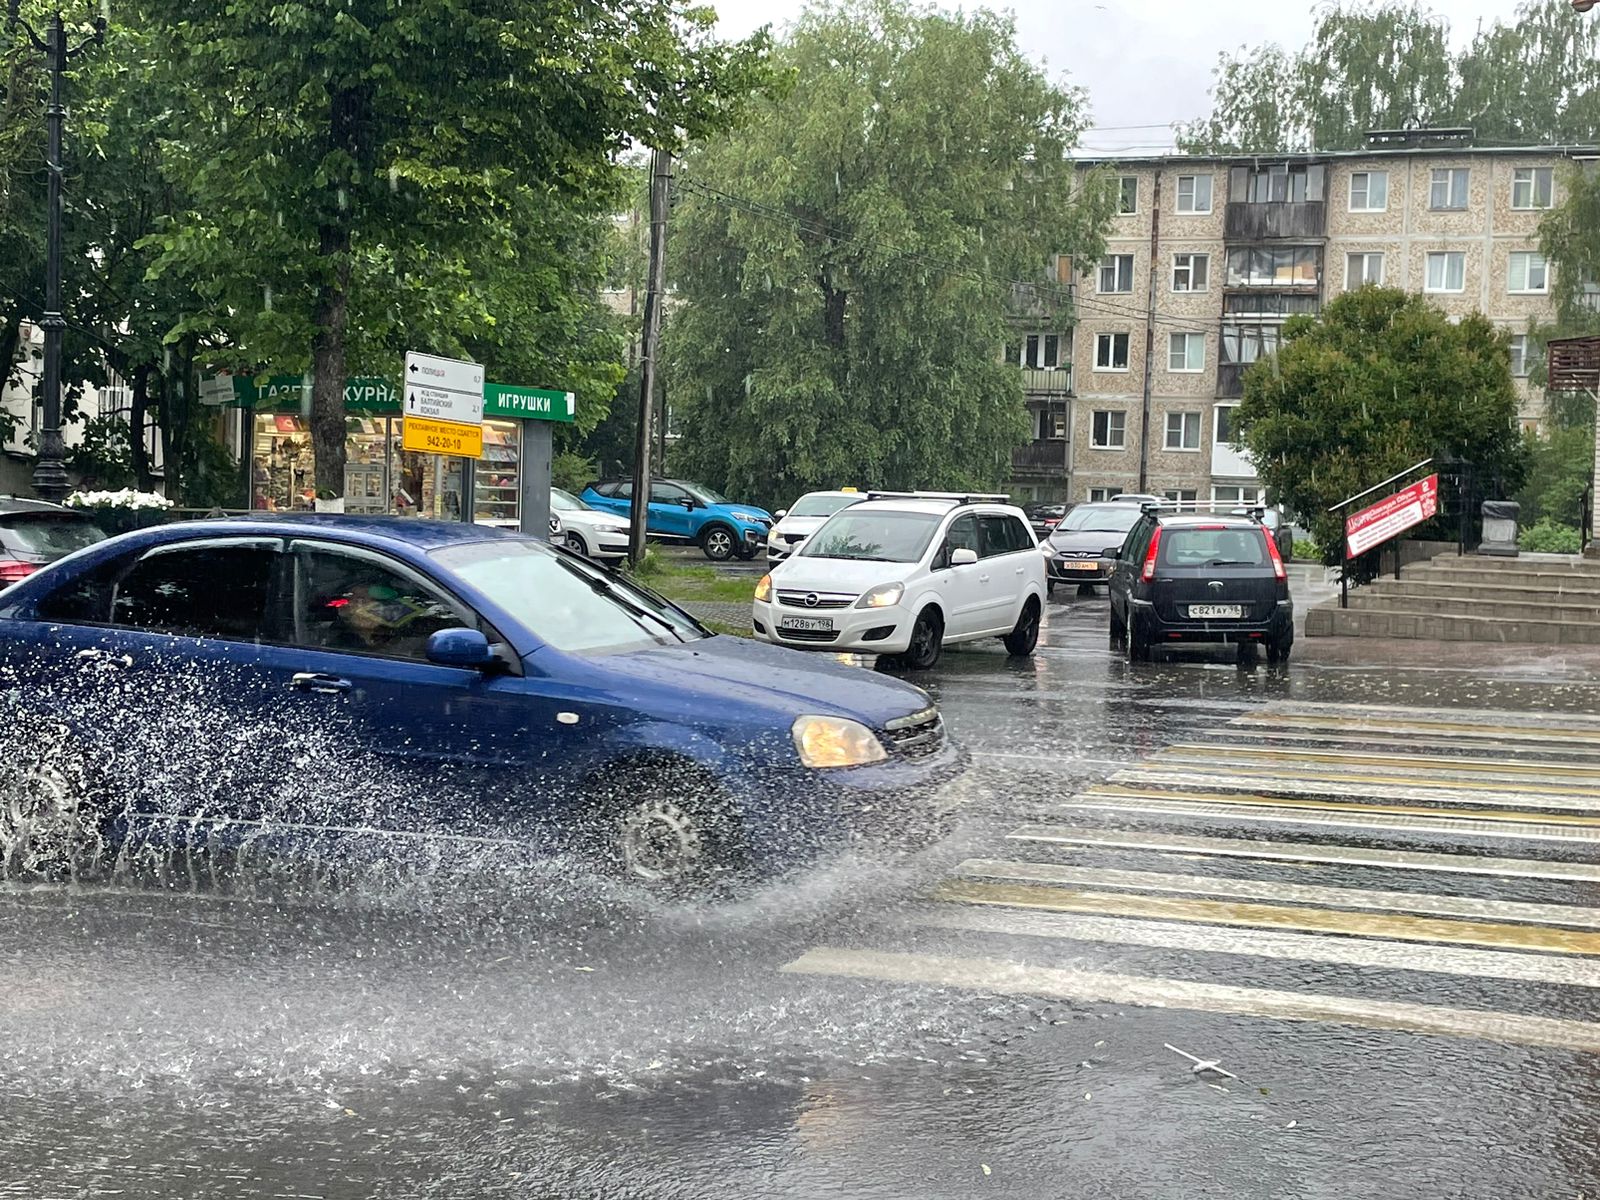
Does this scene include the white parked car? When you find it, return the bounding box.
[551,487,631,560]
[752,492,1046,669]
[767,489,865,564]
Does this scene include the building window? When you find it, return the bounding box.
[1095,332,1130,371]
[1349,170,1388,212]
[1165,411,1202,450]
[1022,333,1065,368]
[1425,251,1466,293]
[1163,489,1198,508]
[1098,254,1135,293]
[1220,325,1280,367]
[1241,164,1319,204]
[1168,332,1205,373]
[1215,405,1238,445]
[1172,253,1209,292]
[1088,487,1114,503]
[1512,166,1554,211]
[1046,411,1068,439]
[1118,176,1138,214]
[1429,167,1470,211]
[1508,251,1549,295]
[1091,410,1126,449]
[1225,247,1319,288]
[1346,252,1385,288]
[1509,333,1530,378]
[1176,174,1213,214]
[1213,485,1263,506]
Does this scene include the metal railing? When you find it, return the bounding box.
[1329,457,1434,609]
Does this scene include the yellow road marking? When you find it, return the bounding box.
[933,880,1600,957]
[1083,784,1600,827]
[1158,744,1600,779]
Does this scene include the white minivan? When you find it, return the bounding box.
[752,492,1046,669]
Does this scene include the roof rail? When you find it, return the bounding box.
[864,490,1013,506]
[1141,501,1269,521]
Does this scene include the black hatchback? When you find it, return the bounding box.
[1107,508,1293,663]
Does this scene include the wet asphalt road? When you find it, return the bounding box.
[6,584,1600,1199]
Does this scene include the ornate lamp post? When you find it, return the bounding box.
[9,4,106,501]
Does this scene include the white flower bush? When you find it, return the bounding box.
[64,488,174,511]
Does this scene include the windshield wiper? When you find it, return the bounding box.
[563,565,692,643]
[1206,559,1256,567]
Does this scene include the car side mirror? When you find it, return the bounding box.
[951,547,979,567]
[775,509,788,519]
[682,497,697,510]
[426,627,495,669]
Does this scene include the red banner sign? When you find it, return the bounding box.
[1346,474,1439,558]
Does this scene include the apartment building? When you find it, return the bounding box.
[1008,129,1595,506]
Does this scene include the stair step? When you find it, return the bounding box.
[1406,566,1600,589]
[1361,579,1600,602]
[1306,605,1600,643]
[1423,554,1599,577]
[1347,592,1600,623]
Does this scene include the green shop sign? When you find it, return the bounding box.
[227,374,575,422]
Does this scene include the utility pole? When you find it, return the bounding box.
[630,148,671,566]
[9,4,105,502]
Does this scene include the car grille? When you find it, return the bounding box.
[782,533,806,544]
[883,708,946,760]
[778,627,840,643]
[776,590,855,610]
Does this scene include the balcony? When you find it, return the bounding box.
[1225,201,1327,242]
[1022,366,1073,396]
[1217,363,1247,399]
[1012,439,1068,473]
[1011,279,1074,321]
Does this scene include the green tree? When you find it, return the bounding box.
[141,0,770,500]
[1457,0,1600,144]
[1236,287,1528,560]
[666,0,1112,506]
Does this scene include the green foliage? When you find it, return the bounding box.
[1182,0,1600,153]
[551,451,598,494]
[66,415,136,490]
[1519,517,1583,554]
[1516,423,1592,528]
[1292,539,1321,562]
[1237,287,1528,559]
[665,0,1113,507]
[626,544,668,578]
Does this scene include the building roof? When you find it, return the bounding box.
[1073,142,1600,169]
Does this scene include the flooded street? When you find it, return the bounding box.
[6,589,1600,1198]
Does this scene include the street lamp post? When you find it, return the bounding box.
[9,5,106,502]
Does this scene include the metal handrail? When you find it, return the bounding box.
[1327,458,1434,514]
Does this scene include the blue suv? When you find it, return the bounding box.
[581,478,773,561]
[0,516,965,892]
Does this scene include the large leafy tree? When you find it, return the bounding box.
[140,0,769,498]
[1236,288,1528,559]
[665,0,1112,505]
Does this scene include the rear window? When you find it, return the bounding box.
[0,515,105,560]
[1160,527,1267,567]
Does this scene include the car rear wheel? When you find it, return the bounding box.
[894,608,944,671]
[701,524,736,561]
[564,531,590,556]
[1267,633,1293,665]
[0,737,101,882]
[1002,598,1040,657]
[1125,618,1151,664]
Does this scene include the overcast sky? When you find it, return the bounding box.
[711,0,1530,150]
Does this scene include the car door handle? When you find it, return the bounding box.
[979,574,991,584]
[288,672,353,695]
[75,648,132,670]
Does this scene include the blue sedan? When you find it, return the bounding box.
[0,516,965,891]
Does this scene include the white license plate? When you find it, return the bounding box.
[780,616,835,632]
[1062,561,1099,571]
[1188,604,1243,619]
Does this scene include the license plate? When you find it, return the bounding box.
[780,616,835,632]
[1188,604,1243,619]
[1061,561,1099,571]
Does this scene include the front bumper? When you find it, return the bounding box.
[1049,557,1111,583]
[750,598,914,654]
[767,537,806,563]
[593,533,631,559]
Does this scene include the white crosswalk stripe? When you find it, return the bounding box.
[782,700,1600,1052]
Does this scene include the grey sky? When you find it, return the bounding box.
[712,0,1531,150]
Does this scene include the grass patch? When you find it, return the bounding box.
[624,560,760,605]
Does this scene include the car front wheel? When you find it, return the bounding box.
[594,766,745,894]
[564,531,590,556]
[0,736,101,882]
[894,608,944,671]
[701,525,736,561]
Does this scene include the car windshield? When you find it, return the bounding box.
[789,493,860,518]
[432,538,708,654]
[1054,505,1141,535]
[799,510,943,563]
[0,515,105,560]
[1160,527,1268,567]
[550,488,593,512]
[683,483,733,506]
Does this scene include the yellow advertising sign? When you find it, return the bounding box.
[402,414,483,459]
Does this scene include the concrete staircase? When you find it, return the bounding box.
[1304,553,1600,644]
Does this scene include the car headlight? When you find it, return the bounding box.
[792,715,888,769]
[754,573,773,603]
[856,581,904,609]
[731,511,765,524]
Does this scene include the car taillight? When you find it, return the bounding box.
[1264,529,1287,581]
[0,560,37,586]
[1140,527,1162,583]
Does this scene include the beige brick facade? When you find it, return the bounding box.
[1007,138,1589,506]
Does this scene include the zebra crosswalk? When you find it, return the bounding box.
[782,700,1600,1052]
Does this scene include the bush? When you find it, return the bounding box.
[1292,539,1320,562]
[552,450,597,494]
[1518,518,1582,555]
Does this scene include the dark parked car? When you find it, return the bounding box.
[0,516,966,891]
[1023,502,1069,540]
[0,497,105,589]
[1042,501,1144,594]
[1107,507,1293,663]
